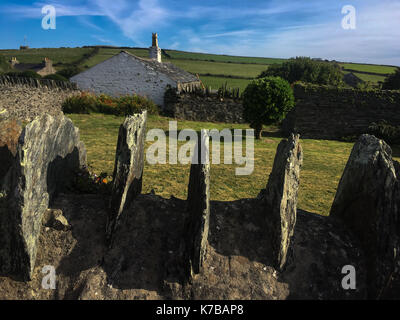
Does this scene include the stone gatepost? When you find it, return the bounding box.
[264,133,303,270]
[106,111,147,246]
[183,130,211,281]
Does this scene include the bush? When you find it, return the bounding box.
[43,74,68,82]
[242,76,295,139]
[0,56,11,74]
[62,92,159,116]
[382,68,400,90]
[368,120,400,145]
[62,92,97,114]
[258,57,343,86]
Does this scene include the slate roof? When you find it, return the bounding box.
[14,62,46,72]
[122,51,199,84]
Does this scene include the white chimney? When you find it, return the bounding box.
[149,33,162,63]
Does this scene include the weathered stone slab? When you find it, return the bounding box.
[183,130,210,280]
[264,133,303,270]
[330,134,400,298]
[0,114,87,280]
[106,111,147,246]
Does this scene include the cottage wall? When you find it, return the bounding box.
[70,52,176,106]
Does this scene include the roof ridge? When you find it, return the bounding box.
[119,51,199,84]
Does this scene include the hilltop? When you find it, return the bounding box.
[0,47,398,92]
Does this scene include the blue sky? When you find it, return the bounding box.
[1,0,399,65]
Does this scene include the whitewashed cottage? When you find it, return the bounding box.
[70,33,201,106]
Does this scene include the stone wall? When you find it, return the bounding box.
[0,77,79,122]
[282,83,400,139]
[164,91,245,124]
[0,75,78,90]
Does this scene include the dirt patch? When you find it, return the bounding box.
[0,192,369,300]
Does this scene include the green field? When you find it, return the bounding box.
[343,70,387,84]
[0,47,93,66]
[341,63,397,75]
[164,50,287,65]
[67,113,400,216]
[200,75,252,92]
[165,59,268,78]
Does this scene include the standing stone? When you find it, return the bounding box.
[330,134,400,298]
[183,130,210,280]
[0,114,87,280]
[0,119,22,195]
[106,111,147,246]
[264,133,303,270]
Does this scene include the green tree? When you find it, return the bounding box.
[258,57,343,86]
[382,68,400,90]
[243,77,295,139]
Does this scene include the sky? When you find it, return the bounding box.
[0,0,399,66]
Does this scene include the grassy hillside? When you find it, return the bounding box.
[341,63,397,75]
[164,49,287,64]
[165,59,268,78]
[1,46,397,89]
[0,48,93,66]
[67,113,400,216]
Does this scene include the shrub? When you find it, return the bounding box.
[116,94,159,116]
[0,56,11,74]
[368,120,400,145]
[62,92,97,114]
[43,74,68,82]
[258,57,343,86]
[382,68,400,90]
[242,76,295,139]
[62,92,159,116]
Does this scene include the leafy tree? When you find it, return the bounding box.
[382,68,400,90]
[243,77,295,139]
[258,57,343,86]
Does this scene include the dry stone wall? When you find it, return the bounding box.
[0,76,79,122]
[164,92,244,124]
[282,83,400,140]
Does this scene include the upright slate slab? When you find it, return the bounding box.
[330,134,400,298]
[183,130,211,280]
[264,133,303,270]
[106,111,147,246]
[0,114,87,280]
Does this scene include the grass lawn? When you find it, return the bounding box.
[66,113,400,217]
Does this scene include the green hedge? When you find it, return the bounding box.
[5,70,42,79]
[62,92,159,116]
